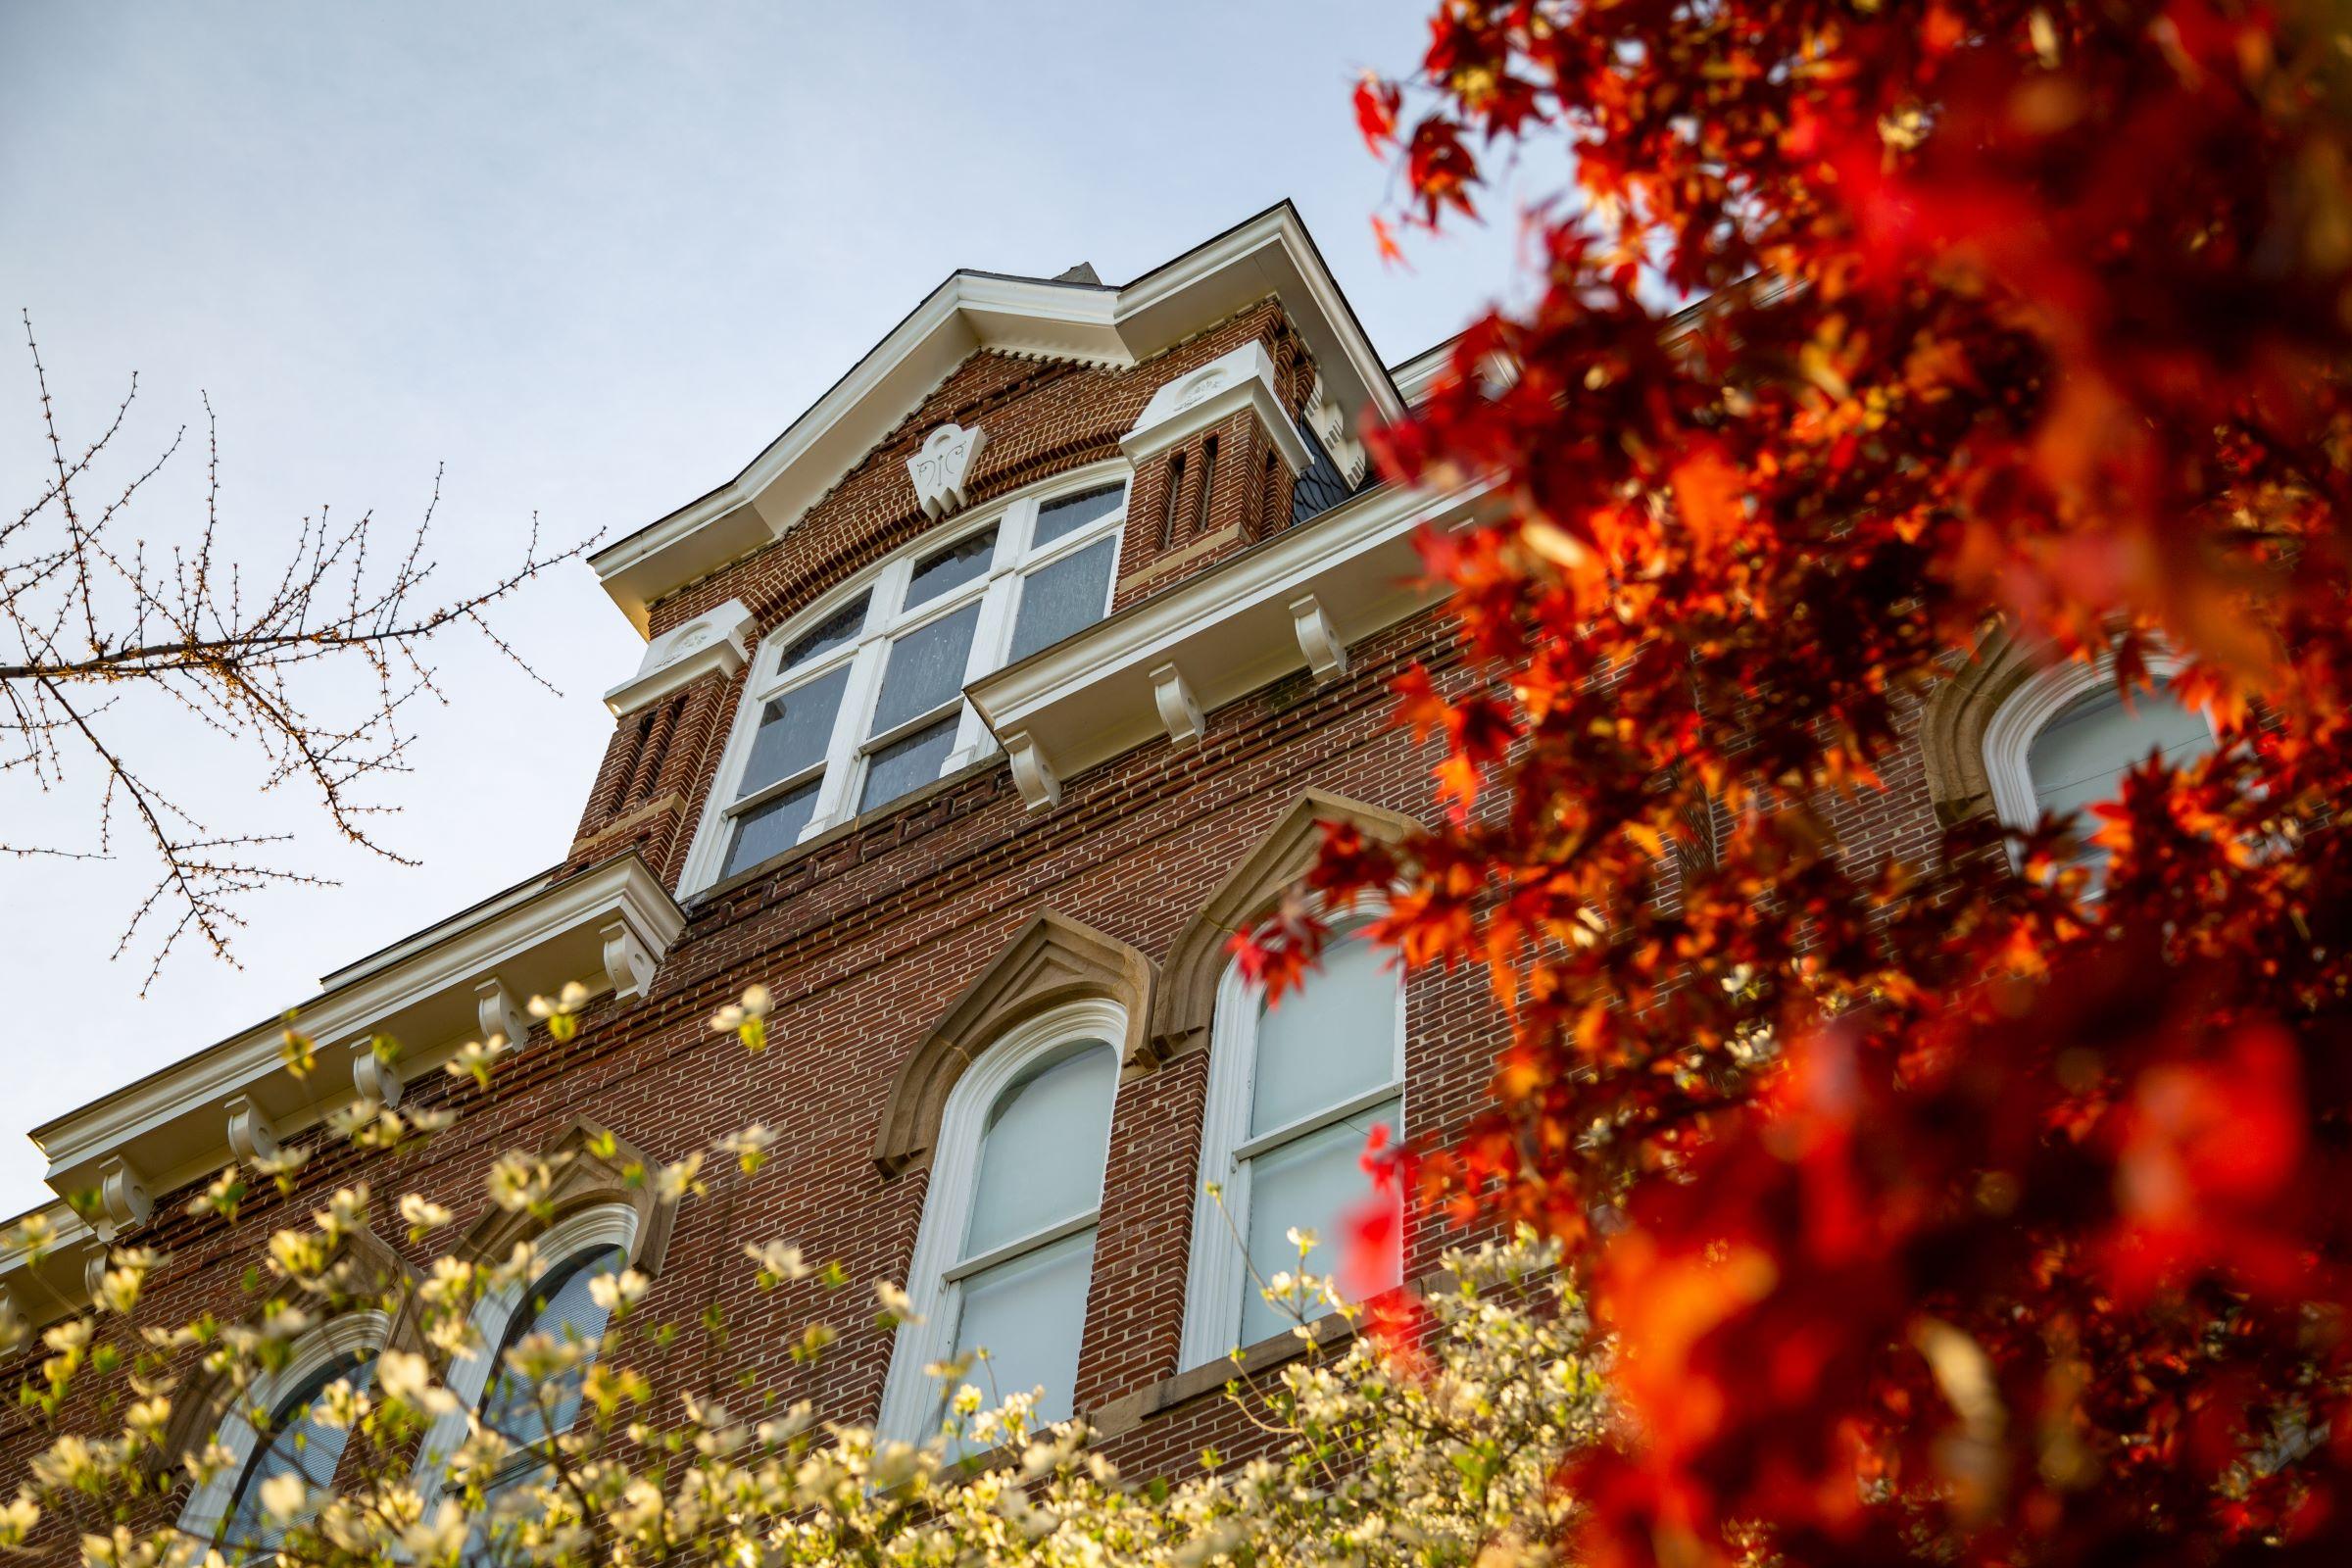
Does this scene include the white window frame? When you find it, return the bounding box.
[875,996,1125,1444]
[407,1201,640,1490]
[682,463,1132,894]
[1178,907,1404,1370]
[1981,649,2218,857]
[177,1309,389,1546]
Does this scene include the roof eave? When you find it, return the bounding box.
[590,202,1403,633]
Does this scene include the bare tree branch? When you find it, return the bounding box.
[4,314,600,988]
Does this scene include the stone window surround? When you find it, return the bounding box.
[1144,789,1422,1065]
[174,1307,393,1546]
[1920,628,2214,845]
[678,460,1133,896]
[872,911,1154,1179]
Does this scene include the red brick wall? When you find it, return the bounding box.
[564,297,1320,879]
[0,302,1973,1529]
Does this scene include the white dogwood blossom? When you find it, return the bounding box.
[0,1002,1607,1568]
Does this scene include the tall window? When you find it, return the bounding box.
[1181,923,1404,1365]
[691,472,1127,890]
[215,1354,374,1560]
[1984,659,2218,883]
[877,1003,1122,1446]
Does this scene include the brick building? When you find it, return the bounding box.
[0,202,2217,1552]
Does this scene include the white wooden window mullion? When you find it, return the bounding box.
[683,466,1132,895]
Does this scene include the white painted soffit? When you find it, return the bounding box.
[27,854,685,1227]
[589,201,1406,633]
[967,477,1491,805]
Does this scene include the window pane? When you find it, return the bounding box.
[220,1356,374,1557]
[781,592,869,669]
[871,604,981,735]
[2028,684,2213,878]
[2029,684,2213,823]
[1032,484,1124,547]
[1239,1102,1400,1348]
[738,665,850,796]
[859,714,958,812]
[1250,931,1400,1137]
[480,1247,622,1446]
[1007,538,1116,663]
[722,780,821,879]
[905,527,997,609]
[950,1229,1095,1430]
[964,1045,1116,1257]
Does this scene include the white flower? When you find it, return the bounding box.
[656,1152,706,1201]
[398,1500,468,1560]
[375,1349,458,1417]
[744,1241,811,1285]
[527,982,592,1042]
[873,1281,923,1325]
[588,1268,649,1315]
[710,983,774,1051]
[486,1153,553,1213]
[715,1122,776,1173]
[399,1194,454,1233]
[259,1469,308,1522]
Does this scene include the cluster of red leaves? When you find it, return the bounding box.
[1262,3,2352,1563]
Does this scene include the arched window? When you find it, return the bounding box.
[475,1244,624,1447]
[877,1000,1122,1446]
[686,469,1129,891]
[176,1312,386,1557]
[1181,921,1404,1366]
[216,1354,372,1559]
[410,1206,634,1533]
[1983,655,2218,882]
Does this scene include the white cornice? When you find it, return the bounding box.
[1119,342,1311,474]
[968,478,1490,807]
[29,856,686,1244]
[590,202,1402,633]
[604,599,757,714]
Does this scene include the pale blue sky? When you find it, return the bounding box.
[0,2,1532,1216]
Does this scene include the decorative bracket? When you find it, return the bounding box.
[1290,593,1348,681]
[601,920,656,1001]
[94,1156,151,1239]
[907,423,987,518]
[349,1036,404,1110]
[224,1095,282,1163]
[83,1250,110,1304]
[1004,730,1061,810]
[1303,374,1369,487]
[1150,662,1204,748]
[474,976,530,1051]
